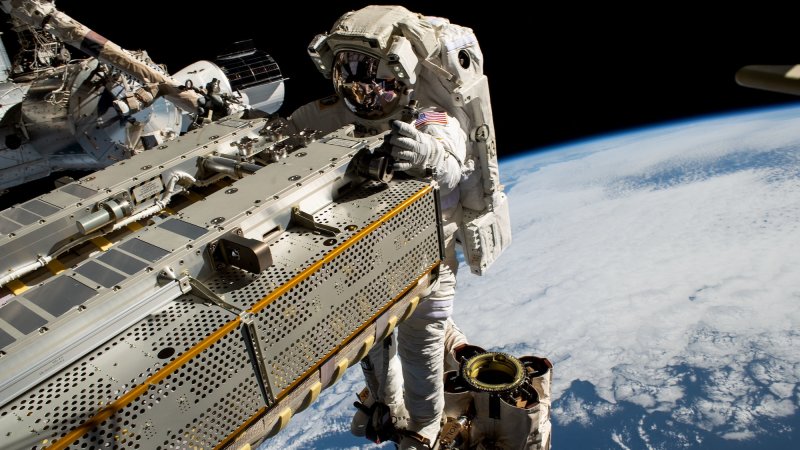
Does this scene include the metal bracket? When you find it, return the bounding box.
[240,311,274,407]
[208,233,273,274]
[157,268,242,315]
[290,206,340,236]
[156,266,186,289]
[186,277,242,315]
[432,184,446,262]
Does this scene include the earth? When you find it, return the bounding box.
[262,105,800,449]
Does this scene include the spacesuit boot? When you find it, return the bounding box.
[351,336,408,439]
[399,430,441,450]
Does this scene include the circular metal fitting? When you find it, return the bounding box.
[461,352,525,393]
[474,124,491,142]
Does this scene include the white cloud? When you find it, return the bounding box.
[552,393,595,426]
[637,416,655,450]
[769,382,795,399]
[720,430,756,440]
[611,430,633,450]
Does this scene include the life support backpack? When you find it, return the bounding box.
[419,15,511,276]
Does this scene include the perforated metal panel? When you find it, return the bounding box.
[0,297,239,449]
[67,325,261,450]
[0,178,441,450]
[250,181,441,396]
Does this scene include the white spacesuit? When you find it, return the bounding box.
[290,5,511,448]
[290,62,466,450]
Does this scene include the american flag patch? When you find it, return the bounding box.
[415,111,448,128]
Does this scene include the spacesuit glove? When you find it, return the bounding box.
[390,120,440,172]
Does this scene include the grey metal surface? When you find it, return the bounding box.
[0,116,259,273]
[97,249,149,275]
[157,218,208,240]
[118,238,170,263]
[34,189,82,209]
[0,295,248,449]
[74,260,127,289]
[137,225,200,254]
[125,325,263,449]
[223,279,431,450]
[0,301,46,334]
[1,207,38,226]
[57,183,96,199]
[23,277,97,316]
[19,199,59,217]
[0,119,382,406]
[0,175,441,449]
[0,328,13,349]
[0,216,17,234]
[252,181,441,395]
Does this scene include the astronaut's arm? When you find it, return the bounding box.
[435,134,466,194]
[390,119,467,194]
[433,142,463,194]
[286,96,352,135]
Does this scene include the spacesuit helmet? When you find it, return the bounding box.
[331,50,403,119]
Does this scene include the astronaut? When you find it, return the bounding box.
[288,10,465,450]
[289,5,511,449]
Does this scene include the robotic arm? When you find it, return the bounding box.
[2,0,202,113]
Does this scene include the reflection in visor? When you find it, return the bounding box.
[332,51,403,119]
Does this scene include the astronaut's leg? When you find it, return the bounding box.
[351,333,407,437]
[352,305,465,442]
[397,314,446,448]
[396,261,457,449]
[365,334,405,405]
[357,218,460,446]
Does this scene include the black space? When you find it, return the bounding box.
[5,2,800,158]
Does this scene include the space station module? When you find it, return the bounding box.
[0,0,284,192]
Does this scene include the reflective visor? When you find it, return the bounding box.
[332,51,402,119]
